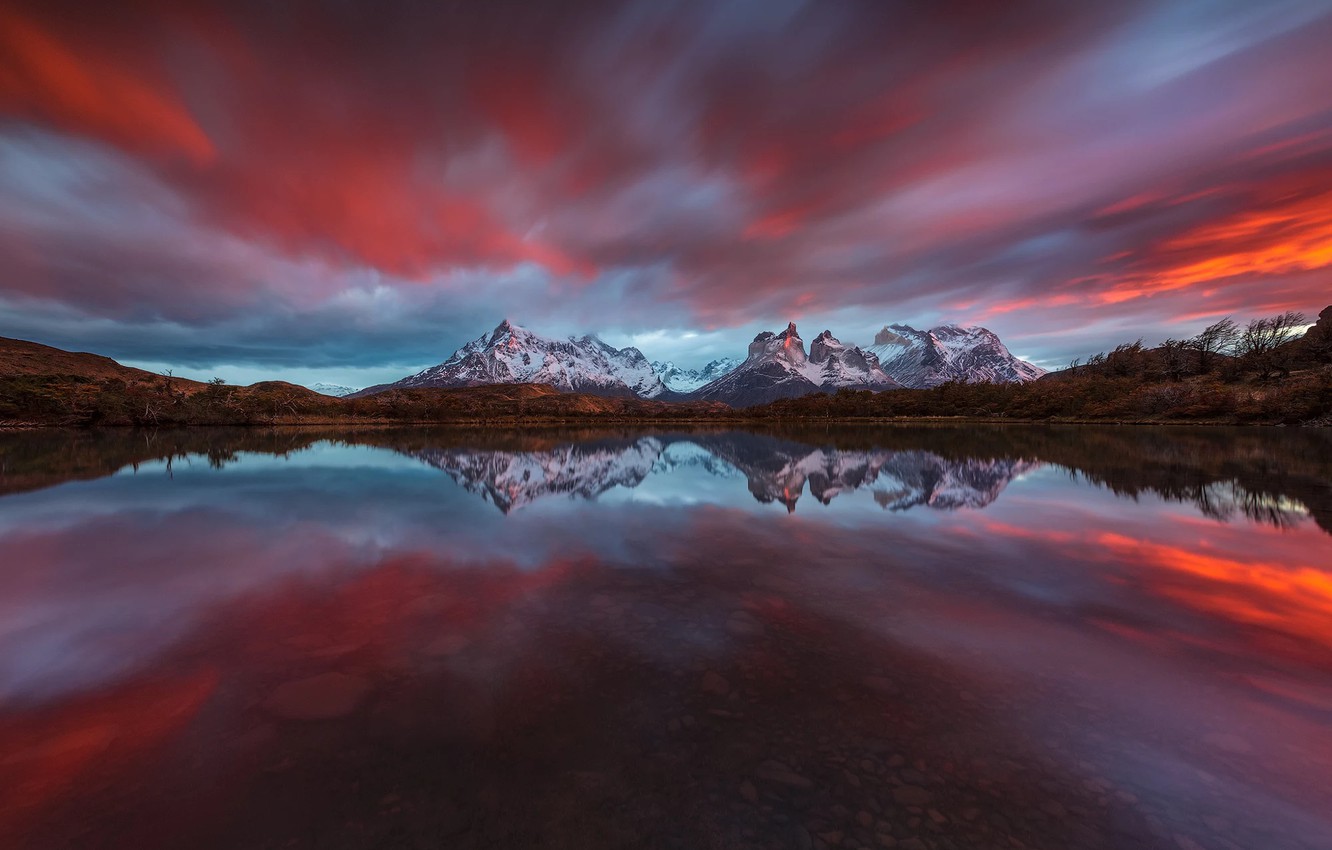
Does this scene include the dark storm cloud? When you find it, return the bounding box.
[1,0,1330,372]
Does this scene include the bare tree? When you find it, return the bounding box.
[1157,338,1190,381]
[1187,317,1239,374]
[1106,339,1146,377]
[1237,311,1307,381]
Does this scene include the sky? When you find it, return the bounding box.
[1,0,1330,387]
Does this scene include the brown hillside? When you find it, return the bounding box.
[0,336,206,392]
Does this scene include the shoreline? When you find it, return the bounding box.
[3,415,1325,430]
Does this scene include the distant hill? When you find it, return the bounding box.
[0,336,204,388]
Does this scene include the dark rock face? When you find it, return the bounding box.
[809,331,838,364]
[1307,305,1332,362]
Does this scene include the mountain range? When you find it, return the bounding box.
[869,324,1046,387]
[649,358,742,393]
[688,323,901,407]
[357,319,1045,406]
[353,320,668,399]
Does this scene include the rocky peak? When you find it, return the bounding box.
[773,322,807,362]
[809,330,844,364]
[749,324,807,360]
[748,331,776,358]
[489,318,527,345]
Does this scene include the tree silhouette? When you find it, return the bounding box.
[1187,317,1239,374]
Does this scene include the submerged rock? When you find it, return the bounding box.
[263,672,372,720]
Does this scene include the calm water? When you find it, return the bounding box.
[1,425,1331,850]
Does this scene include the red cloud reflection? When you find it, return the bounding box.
[0,668,217,837]
[1098,532,1332,664]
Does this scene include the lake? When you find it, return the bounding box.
[1,425,1330,850]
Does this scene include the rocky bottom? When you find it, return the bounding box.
[5,561,1323,850]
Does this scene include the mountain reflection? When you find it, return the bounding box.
[0,424,1328,532]
[408,435,1037,514]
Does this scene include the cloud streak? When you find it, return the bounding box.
[1,0,1330,376]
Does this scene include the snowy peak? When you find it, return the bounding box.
[748,321,807,364]
[868,322,1045,388]
[482,318,528,350]
[650,358,741,393]
[809,330,845,364]
[357,320,670,399]
[306,382,360,397]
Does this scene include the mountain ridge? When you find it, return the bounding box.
[352,320,670,399]
[650,358,741,393]
[688,323,900,407]
[349,318,1051,406]
[869,323,1046,388]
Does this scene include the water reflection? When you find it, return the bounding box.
[0,425,1330,850]
[410,434,1037,513]
[4,424,1327,527]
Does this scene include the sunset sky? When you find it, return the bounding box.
[1,0,1330,386]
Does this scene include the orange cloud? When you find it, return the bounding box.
[1101,186,1332,304]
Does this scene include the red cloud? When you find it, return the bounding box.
[0,10,213,164]
[0,0,1330,365]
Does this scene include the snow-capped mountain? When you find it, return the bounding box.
[650,358,741,393]
[306,382,360,397]
[808,330,900,389]
[351,318,1039,402]
[868,324,1046,388]
[353,320,669,398]
[689,323,899,407]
